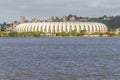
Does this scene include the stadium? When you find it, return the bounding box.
[15,22,108,33]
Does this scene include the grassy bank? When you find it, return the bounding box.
[0,31,119,38]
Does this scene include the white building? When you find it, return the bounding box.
[15,22,108,33]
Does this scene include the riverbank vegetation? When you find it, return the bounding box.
[0,30,119,38]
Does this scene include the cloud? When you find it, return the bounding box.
[0,0,120,23]
[88,0,101,8]
[88,0,120,9]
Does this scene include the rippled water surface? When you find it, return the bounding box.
[0,38,120,80]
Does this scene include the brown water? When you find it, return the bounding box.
[0,38,120,80]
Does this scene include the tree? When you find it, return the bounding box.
[80,30,86,35]
[71,30,79,36]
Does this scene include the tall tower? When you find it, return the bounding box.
[20,16,25,23]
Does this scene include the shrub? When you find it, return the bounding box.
[71,30,79,36]
[9,32,18,37]
[80,30,86,36]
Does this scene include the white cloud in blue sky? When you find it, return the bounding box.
[0,0,120,23]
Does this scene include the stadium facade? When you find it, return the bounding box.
[15,22,108,33]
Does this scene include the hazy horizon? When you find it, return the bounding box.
[0,0,120,23]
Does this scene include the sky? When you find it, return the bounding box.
[0,0,120,23]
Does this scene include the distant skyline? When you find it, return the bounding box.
[0,0,120,23]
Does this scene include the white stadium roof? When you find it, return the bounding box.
[15,22,108,33]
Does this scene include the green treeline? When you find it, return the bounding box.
[0,30,118,37]
[87,16,120,30]
[0,30,86,37]
[0,32,41,37]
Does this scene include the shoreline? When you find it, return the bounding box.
[0,36,120,38]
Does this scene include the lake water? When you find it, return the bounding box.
[0,38,120,80]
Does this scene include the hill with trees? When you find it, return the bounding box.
[49,14,120,31]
